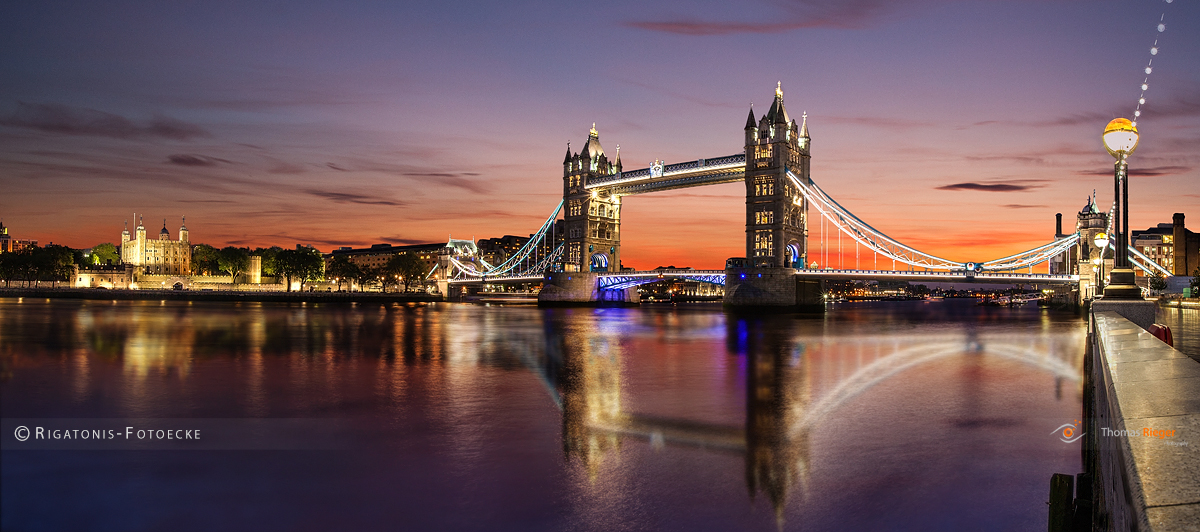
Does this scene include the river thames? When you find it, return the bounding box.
[2,298,1087,531]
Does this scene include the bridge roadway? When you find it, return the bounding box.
[447,268,1079,287]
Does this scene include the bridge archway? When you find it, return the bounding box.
[589,253,609,271]
[786,242,801,268]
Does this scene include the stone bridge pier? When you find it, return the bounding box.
[537,272,639,306]
[723,267,824,311]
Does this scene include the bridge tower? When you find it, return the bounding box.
[562,125,623,272]
[744,83,810,268]
[1075,193,1111,301]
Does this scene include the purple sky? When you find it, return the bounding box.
[1,0,1197,269]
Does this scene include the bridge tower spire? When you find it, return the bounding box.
[744,84,810,268]
[562,123,621,272]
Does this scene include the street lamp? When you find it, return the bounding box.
[1093,232,1109,293]
[1100,118,1142,299]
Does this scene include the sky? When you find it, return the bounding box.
[1,0,1197,270]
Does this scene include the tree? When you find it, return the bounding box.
[386,252,426,292]
[90,243,120,265]
[252,246,282,277]
[10,248,37,287]
[1191,266,1200,294]
[191,244,221,275]
[326,256,359,292]
[0,252,24,287]
[1148,271,1167,293]
[356,266,380,292]
[32,245,75,287]
[218,246,251,280]
[276,247,324,291]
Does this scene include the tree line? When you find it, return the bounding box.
[326,253,427,292]
[0,245,77,287]
[186,245,327,292]
[2,241,432,293]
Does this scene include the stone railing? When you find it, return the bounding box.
[1085,311,1200,530]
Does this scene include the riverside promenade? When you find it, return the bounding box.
[1080,310,1200,531]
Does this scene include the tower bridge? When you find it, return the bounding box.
[440,83,1171,307]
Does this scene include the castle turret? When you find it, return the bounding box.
[179,216,188,243]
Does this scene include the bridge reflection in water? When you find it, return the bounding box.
[2,299,1087,529]
[525,309,1083,523]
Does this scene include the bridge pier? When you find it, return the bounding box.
[723,267,824,311]
[538,272,640,307]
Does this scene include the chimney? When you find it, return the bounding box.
[1055,213,1063,237]
[1173,213,1185,275]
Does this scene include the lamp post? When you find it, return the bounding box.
[1100,118,1142,299]
[1093,232,1109,293]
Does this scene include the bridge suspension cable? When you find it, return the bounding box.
[786,169,1079,272]
[448,201,563,280]
[1097,200,1172,277]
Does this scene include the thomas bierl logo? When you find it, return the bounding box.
[1052,420,1085,443]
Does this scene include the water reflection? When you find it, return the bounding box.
[542,307,1082,524]
[0,299,1085,530]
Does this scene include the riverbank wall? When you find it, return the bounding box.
[0,288,442,304]
[1078,310,1200,530]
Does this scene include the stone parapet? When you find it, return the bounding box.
[1092,299,1157,330]
[1086,311,1200,531]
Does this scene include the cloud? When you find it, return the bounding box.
[167,154,231,166]
[825,115,937,129]
[268,161,307,174]
[402,172,489,194]
[0,102,210,140]
[624,0,912,35]
[936,181,1044,192]
[225,234,363,248]
[1075,165,1190,177]
[377,236,433,245]
[1038,93,1200,127]
[964,155,1049,166]
[305,189,407,206]
[1001,204,1047,209]
[1136,94,1200,121]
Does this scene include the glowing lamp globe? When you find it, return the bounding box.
[1093,232,1109,250]
[1102,118,1139,158]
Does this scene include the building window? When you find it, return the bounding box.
[754,230,773,257]
[755,210,774,225]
